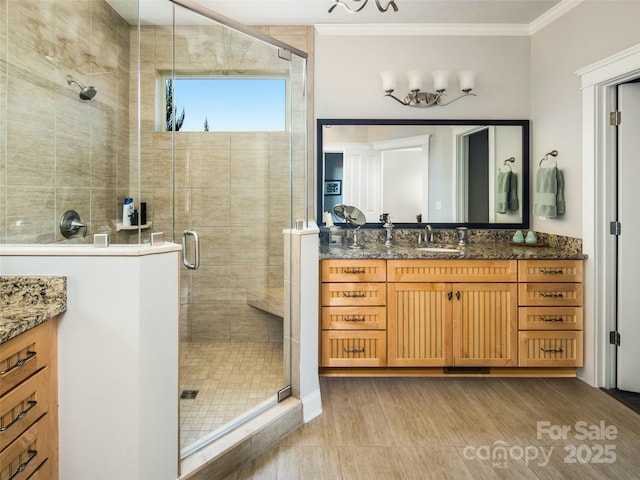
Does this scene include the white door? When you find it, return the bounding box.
[342,145,381,223]
[616,81,640,392]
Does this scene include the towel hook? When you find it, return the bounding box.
[539,149,558,167]
[501,157,515,171]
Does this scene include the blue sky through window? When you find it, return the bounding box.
[170,78,286,132]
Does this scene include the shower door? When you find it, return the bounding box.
[163,1,307,456]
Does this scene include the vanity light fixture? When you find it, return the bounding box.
[380,69,477,108]
[328,0,398,14]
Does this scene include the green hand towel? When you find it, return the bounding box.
[508,172,519,211]
[495,171,511,214]
[534,167,564,218]
[556,169,565,215]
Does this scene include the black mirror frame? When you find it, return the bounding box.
[317,118,530,230]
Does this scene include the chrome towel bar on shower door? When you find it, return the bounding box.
[182,230,200,270]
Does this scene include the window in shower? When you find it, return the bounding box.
[163,77,286,132]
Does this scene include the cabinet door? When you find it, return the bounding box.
[387,283,452,366]
[453,283,518,367]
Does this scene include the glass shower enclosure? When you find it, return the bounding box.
[162,0,308,456]
[1,0,307,462]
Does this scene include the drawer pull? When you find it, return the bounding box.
[343,268,366,274]
[344,317,366,322]
[540,347,563,353]
[343,292,366,298]
[540,292,564,298]
[541,317,563,322]
[8,450,38,480]
[343,348,366,354]
[0,350,36,375]
[0,400,37,432]
[539,268,563,274]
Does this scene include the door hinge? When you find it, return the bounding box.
[277,385,292,402]
[610,111,621,126]
[610,221,621,236]
[609,331,621,346]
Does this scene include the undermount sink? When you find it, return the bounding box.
[416,246,462,253]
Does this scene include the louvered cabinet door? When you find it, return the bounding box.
[452,283,518,366]
[387,283,452,366]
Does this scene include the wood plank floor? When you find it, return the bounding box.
[225,377,640,479]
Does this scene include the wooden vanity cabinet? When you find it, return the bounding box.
[517,260,584,367]
[0,319,58,480]
[320,260,387,367]
[387,260,518,367]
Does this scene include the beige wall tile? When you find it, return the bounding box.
[6,0,56,79]
[7,120,55,186]
[6,186,55,242]
[2,0,129,243]
[56,133,91,187]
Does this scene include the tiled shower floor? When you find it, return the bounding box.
[179,342,284,449]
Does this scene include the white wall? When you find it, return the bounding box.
[530,1,640,238]
[0,246,180,480]
[314,35,531,119]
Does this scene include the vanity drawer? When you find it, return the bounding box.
[518,283,583,307]
[518,331,583,367]
[0,367,50,451]
[321,330,386,367]
[322,306,387,330]
[321,260,386,282]
[0,322,53,396]
[321,283,386,307]
[0,418,49,480]
[518,260,583,283]
[518,307,583,330]
[387,260,518,282]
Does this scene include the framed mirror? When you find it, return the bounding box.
[317,119,530,229]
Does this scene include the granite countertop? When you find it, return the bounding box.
[320,242,586,260]
[0,276,67,344]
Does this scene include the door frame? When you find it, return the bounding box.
[577,43,640,388]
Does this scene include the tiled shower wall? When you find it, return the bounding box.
[0,0,130,243]
[136,24,313,342]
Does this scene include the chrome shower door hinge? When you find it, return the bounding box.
[277,385,292,402]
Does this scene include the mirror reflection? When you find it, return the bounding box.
[318,119,530,228]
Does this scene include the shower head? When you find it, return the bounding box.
[66,75,97,100]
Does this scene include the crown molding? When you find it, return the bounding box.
[528,0,583,35]
[314,22,531,36]
[315,0,584,37]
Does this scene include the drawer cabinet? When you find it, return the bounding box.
[319,257,584,374]
[321,260,387,367]
[321,331,386,367]
[518,260,584,367]
[519,331,584,367]
[0,320,58,480]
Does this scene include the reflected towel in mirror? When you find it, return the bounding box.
[495,171,519,214]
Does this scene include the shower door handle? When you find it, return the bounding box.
[182,230,200,270]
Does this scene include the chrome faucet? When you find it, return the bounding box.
[380,213,394,247]
[425,224,434,243]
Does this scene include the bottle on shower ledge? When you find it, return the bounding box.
[122,197,134,227]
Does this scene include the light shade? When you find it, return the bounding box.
[458,70,475,91]
[380,70,397,92]
[432,70,449,92]
[407,70,423,92]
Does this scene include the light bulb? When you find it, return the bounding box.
[458,70,475,92]
[380,70,397,92]
[432,70,449,92]
[407,70,423,92]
